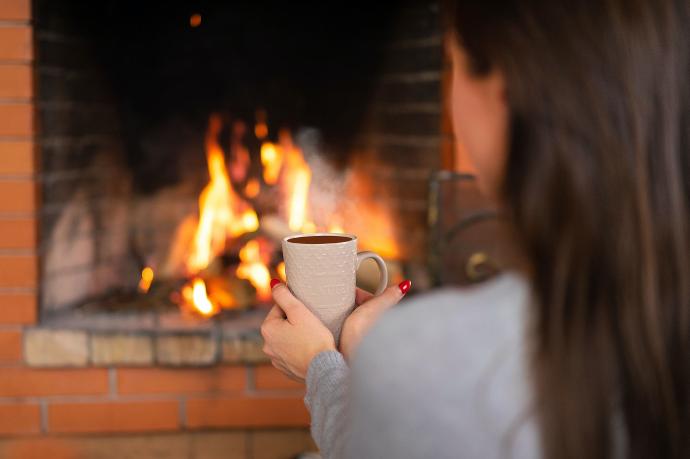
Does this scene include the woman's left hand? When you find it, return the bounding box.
[261,281,336,381]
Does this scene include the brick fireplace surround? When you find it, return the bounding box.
[0,1,316,457]
[0,0,450,458]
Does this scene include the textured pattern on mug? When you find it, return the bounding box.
[282,240,357,340]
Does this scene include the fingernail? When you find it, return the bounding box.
[270,278,281,289]
[398,280,412,295]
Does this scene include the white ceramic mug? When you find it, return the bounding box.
[281,233,388,342]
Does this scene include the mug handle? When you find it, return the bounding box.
[356,251,389,295]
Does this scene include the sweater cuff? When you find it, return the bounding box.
[305,350,348,406]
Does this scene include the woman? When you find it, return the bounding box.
[261,1,689,457]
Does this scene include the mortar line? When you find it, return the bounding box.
[108,367,117,398]
[39,398,48,433]
[178,396,186,430]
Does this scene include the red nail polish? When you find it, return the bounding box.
[270,278,281,289]
[398,280,411,295]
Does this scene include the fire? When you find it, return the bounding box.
[186,115,258,273]
[327,223,345,234]
[182,278,218,317]
[138,267,154,293]
[244,178,260,198]
[255,109,268,139]
[279,131,313,232]
[260,142,283,185]
[157,110,403,319]
[236,240,272,301]
[276,261,286,282]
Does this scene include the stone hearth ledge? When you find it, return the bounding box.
[23,309,270,367]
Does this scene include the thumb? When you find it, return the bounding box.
[361,280,411,314]
[270,280,310,322]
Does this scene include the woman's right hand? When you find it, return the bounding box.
[339,280,411,361]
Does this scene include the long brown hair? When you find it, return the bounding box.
[450,1,689,457]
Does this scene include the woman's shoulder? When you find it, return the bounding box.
[349,272,538,458]
[360,272,531,357]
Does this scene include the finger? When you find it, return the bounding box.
[271,282,310,322]
[265,305,286,321]
[271,360,304,383]
[355,287,374,306]
[360,281,411,314]
[271,359,292,375]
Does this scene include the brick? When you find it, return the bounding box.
[0,433,247,459]
[0,181,34,213]
[118,366,245,395]
[250,429,317,459]
[0,104,32,137]
[48,401,180,434]
[0,0,30,20]
[24,329,88,366]
[0,65,31,99]
[0,219,35,249]
[156,334,217,366]
[0,255,36,288]
[190,432,247,459]
[0,293,36,324]
[222,334,269,364]
[254,366,305,391]
[0,141,33,174]
[186,396,310,429]
[0,403,40,435]
[0,329,22,362]
[0,368,108,397]
[90,334,153,366]
[0,438,76,459]
[0,27,32,61]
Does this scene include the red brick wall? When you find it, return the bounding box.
[0,2,313,457]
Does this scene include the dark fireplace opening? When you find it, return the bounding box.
[36,0,445,322]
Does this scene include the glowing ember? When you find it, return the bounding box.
[138,267,154,293]
[236,240,272,301]
[186,115,259,273]
[189,14,202,28]
[182,278,218,317]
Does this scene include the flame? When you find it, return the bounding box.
[327,223,345,234]
[279,131,313,232]
[244,178,260,198]
[255,109,268,139]
[260,142,283,185]
[255,123,268,139]
[236,240,272,301]
[186,115,258,273]
[182,278,218,317]
[341,160,400,259]
[276,261,286,282]
[138,267,154,293]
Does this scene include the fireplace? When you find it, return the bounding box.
[0,0,508,455]
[36,0,445,323]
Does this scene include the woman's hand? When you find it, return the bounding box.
[261,280,336,381]
[339,280,411,361]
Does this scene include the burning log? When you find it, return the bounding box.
[259,214,295,243]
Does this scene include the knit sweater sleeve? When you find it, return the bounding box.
[304,350,350,459]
